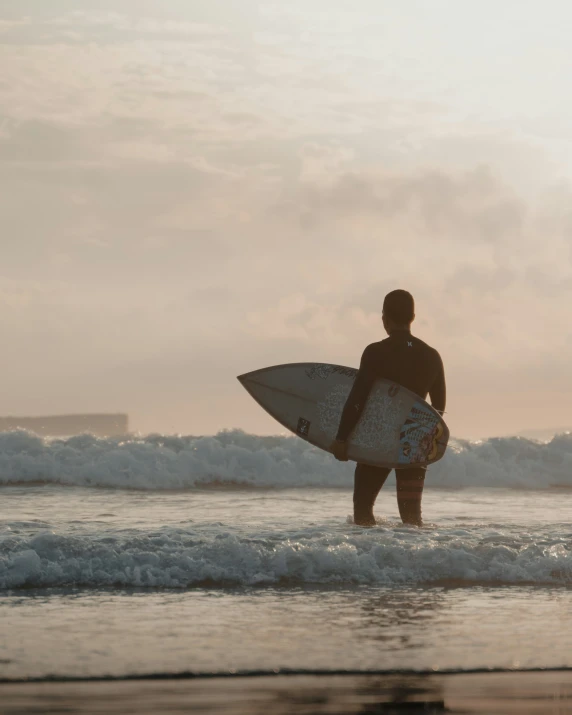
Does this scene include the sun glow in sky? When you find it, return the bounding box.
[2,0,572,437]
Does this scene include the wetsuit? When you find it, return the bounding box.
[335,329,446,526]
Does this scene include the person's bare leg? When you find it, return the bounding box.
[353,463,391,526]
[395,467,426,526]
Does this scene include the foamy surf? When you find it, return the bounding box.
[1,524,571,590]
[0,429,571,490]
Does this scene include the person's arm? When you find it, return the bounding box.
[429,351,446,415]
[331,346,376,460]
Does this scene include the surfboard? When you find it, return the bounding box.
[238,363,449,469]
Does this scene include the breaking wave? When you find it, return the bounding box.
[0,429,571,490]
[1,524,570,590]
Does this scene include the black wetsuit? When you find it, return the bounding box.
[336,329,446,526]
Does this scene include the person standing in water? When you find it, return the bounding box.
[331,290,446,527]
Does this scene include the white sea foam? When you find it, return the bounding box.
[1,524,570,590]
[0,429,571,490]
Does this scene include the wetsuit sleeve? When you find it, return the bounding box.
[429,351,446,415]
[335,345,377,442]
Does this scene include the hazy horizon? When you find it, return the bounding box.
[3,1,572,439]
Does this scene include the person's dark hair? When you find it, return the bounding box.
[383,290,415,324]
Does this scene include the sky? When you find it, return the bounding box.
[2,0,572,438]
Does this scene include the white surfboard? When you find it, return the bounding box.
[238,363,449,469]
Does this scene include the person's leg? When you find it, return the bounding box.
[353,463,391,526]
[395,467,426,526]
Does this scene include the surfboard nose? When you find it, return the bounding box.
[237,371,254,386]
[237,366,274,385]
[237,371,259,394]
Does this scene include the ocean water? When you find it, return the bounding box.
[1,429,572,680]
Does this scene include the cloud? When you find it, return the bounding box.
[277,165,526,244]
[0,1,260,26]
[2,1,572,437]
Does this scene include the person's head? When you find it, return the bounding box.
[382,290,415,334]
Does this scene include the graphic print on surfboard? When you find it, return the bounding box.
[238,363,449,469]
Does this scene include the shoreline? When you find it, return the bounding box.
[2,665,572,684]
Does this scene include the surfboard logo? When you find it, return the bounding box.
[306,365,334,380]
[296,417,311,437]
[388,384,400,398]
[306,365,358,381]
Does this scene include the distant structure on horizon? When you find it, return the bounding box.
[0,414,129,437]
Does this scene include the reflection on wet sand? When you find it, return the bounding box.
[357,587,447,650]
[1,672,571,714]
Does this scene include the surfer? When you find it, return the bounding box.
[331,290,446,527]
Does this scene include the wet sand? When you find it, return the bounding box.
[1,671,572,714]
